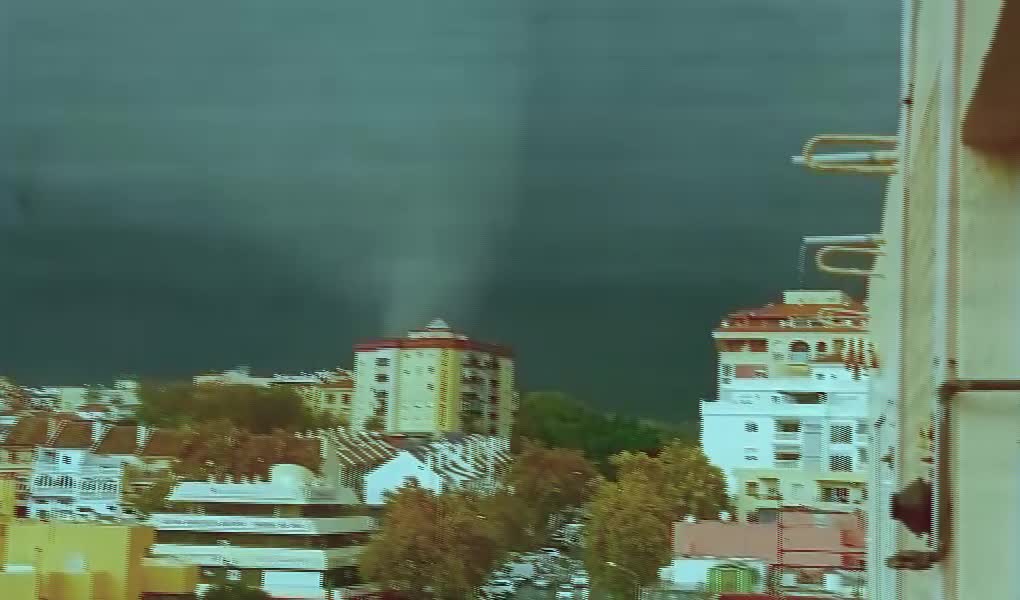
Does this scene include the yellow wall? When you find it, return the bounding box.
[0,571,38,600]
[733,467,866,521]
[0,478,15,519]
[1,521,196,600]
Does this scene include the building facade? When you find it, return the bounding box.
[701,291,873,521]
[351,319,515,438]
[149,463,374,600]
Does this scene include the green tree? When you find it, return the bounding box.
[585,473,673,598]
[585,441,731,598]
[359,485,502,599]
[512,391,694,473]
[612,440,730,519]
[203,583,271,600]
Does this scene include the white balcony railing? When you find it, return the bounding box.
[775,432,801,441]
[774,460,801,469]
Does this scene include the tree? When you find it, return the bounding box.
[511,391,695,473]
[0,378,30,411]
[174,420,321,482]
[506,441,597,541]
[203,583,271,600]
[359,484,503,600]
[585,441,731,598]
[136,381,334,433]
[122,465,177,518]
[611,439,730,520]
[364,415,384,431]
[585,474,673,599]
[476,490,534,552]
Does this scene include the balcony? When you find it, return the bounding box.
[775,432,801,442]
[774,460,801,469]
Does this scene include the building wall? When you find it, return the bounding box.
[660,558,767,592]
[364,452,437,505]
[732,468,867,522]
[862,1,1020,598]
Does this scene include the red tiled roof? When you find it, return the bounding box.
[4,416,51,446]
[51,421,95,449]
[320,381,354,389]
[94,426,139,455]
[141,429,189,457]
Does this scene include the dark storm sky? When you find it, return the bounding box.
[0,1,898,421]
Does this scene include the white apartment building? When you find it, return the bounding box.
[149,461,375,600]
[351,319,515,438]
[701,290,873,521]
[27,420,128,520]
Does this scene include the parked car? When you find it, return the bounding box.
[482,578,515,598]
[540,547,562,559]
[570,573,590,587]
[556,583,575,599]
[533,578,551,589]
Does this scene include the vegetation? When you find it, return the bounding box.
[173,420,322,481]
[203,584,272,600]
[122,465,177,518]
[359,484,503,599]
[506,441,598,542]
[136,381,339,432]
[512,391,696,473]
[585,440,730,598]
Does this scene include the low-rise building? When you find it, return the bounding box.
[364,433,511,505]
[661,510,865,597]
[0,479,198,600]
[149,462,375,600]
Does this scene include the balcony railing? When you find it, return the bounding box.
[775,432,801,441]
[774,460,801,469]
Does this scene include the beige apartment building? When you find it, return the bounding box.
[793,0,1020,597]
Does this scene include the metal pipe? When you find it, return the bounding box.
[888,380,1020,572]
[791,151,899,166]
[802,235,883,246]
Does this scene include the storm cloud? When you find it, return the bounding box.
[0,1,897,420]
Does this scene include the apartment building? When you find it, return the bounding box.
[351,318,515,438]
[149,462,375,600]
[791,1,1020,597]
[701,290,872,521]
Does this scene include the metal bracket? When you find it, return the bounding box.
[815,246,885,277]
[798,135,899,175]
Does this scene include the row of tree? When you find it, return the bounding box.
[359,438,729,599]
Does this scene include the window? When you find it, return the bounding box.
[789,341,810,352]
[227,569,242,582]
[342,394,351,405]
[858,447,868,464]
[822,487,851,503]
[745,455,759,461]
[749,339,768,352]
[375,357,389,366]
[374,390,388,400]
[775,451,801,461]
[325,395,336,405]
[856,421,869,435]
[745,421,758,432]
[745,482,759,497]
[776,420,801,433]
[61,455,71,464]
[831,425,854,444]
[426,384,434,391]
[817,341,828,353]
[721,340,745,352]
[721,364,735,377]
[375,374,389,382]
[830,455,853,472]
[428,366,435,373]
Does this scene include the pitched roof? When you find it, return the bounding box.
[141,429,189,457]
[51,421,95,449]
[332,430,399,471]
[4,415,51,446]
[94,426,139,455]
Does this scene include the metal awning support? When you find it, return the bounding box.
[887,379,1020,570]
[792,135,899,175]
